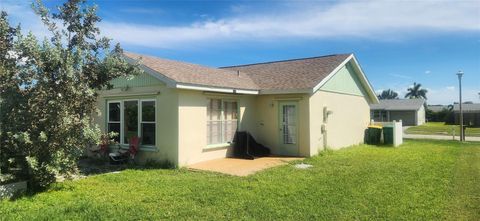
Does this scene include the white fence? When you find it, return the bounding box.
[371,120,403,147]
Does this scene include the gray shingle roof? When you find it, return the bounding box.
[124,52,259,90]
[428,105,448,112]
[124,52,353,92]
[221,54,352,91]
[370,99,425,111]
[453,103,480,113]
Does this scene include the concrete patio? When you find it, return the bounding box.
[188,156,304,176]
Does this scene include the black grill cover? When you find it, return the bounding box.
[233,131,270,160]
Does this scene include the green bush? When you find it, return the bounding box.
[0,1,140,189]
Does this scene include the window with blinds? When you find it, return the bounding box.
[207,99,238,145]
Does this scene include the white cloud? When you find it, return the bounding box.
[2,0,479,48]
[425,70,431,74]
[374,83,478,104]
[446,86,455,91]
[372,82,411,99]
[102,0,480,48]
[0,1,51,38]
[427,87,479,104]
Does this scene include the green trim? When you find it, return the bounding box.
[105,95,156,101]
[110,72,164,88]
[318,89,366,97]
[320,63,368,97]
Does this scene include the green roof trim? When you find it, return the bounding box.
[110,72,164,89]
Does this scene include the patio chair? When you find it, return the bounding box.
[90,134,110,158]
[109,136,140,164]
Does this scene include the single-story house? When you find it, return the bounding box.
[93,52,379,166]
[370,99,426,126]
[454,103,480,127]
[427,105,448,113]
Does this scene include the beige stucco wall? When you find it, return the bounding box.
[252,94,311,157]
[94,71,373,165]
[94,84,179,165]
[176,91,312,166]
[94,87,371,165]
[309,90,370,152]
[176,90,257,166]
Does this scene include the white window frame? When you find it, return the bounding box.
[107,100,122,143]
[106,99,156,147]
[206,98,239,147]
[372,110,387,122]
[140,99,156,147]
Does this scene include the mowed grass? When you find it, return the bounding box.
[1,140,479,220]
[406,122,480,137]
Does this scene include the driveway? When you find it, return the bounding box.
[403,126,480,142]
[188,156,304,176]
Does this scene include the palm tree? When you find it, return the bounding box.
[377,89,399,100]
[405,82,427,99]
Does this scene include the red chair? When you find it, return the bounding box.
[90,135,110,158]
[109,136,140,164]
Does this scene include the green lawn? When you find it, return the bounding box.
[1,140,479,220]
[406,122,480,137]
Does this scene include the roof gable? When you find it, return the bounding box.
[320,62,368,97]
[110,72,164,89]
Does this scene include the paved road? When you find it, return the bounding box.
[403,126,480,142]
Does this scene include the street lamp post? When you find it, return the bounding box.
[457,70,464,141]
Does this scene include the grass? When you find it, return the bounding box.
[1,140,479,220]
[406,122,480,137]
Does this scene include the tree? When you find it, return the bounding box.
[0,0,141,188]
[405,82,428,100]
[377,89,399,100]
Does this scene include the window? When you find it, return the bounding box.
[124,100,138,144]
[372,110,387,121]
[141,101,156,145]
[207,99,238,145]
[108,102,121,143]
[107,99,156,146]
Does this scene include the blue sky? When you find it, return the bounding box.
[2,0,479,104]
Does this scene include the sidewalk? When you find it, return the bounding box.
[402,126,480,142]
[403,133,480,142]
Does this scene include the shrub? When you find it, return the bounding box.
[0,1,141,189]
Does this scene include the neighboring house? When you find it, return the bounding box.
[427,105,448,113]
[370,99,426,126]
[93,52,378,166]
[453,103,480,127]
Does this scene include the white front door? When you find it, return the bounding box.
[278,101,299,156]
